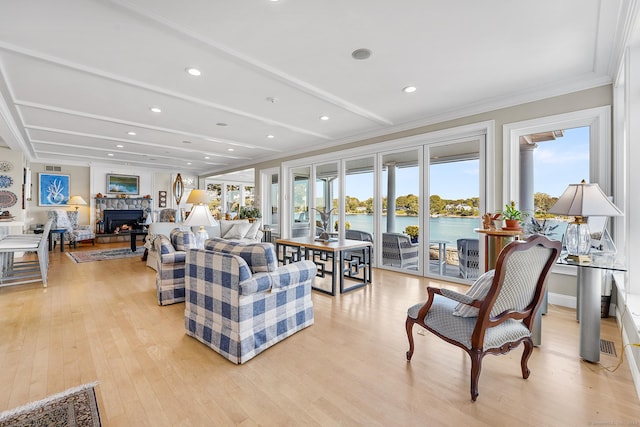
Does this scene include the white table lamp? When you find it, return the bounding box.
[67,195,87,212]
[184,189,217,249]
[548,180,623,262]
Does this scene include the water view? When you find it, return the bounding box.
[344,214,480,243]
[342,214,566,244]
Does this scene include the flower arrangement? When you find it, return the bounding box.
[238,206,262,219]
[404,225,419,242]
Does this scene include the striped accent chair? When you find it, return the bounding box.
[47,209,95,249]
[152,229,196,305]
[405,235,561,401]
[184,241,317,364]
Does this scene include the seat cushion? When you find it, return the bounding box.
[408,295,531,350]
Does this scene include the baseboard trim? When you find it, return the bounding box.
[548,292,576,309]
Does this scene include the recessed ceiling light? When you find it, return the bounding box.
[352,48,372,60]
[320,115,330,121]
[107,153,114,157]
[204,156,210,160]
[227,148,235,152]
[116,144,124,148]
[185,67,201,76]
[150,107,162,113]
[403,86,417,93]
[216,122,228,126]
[187,162,192,165]
[127,131,136,136]
[266,134,275,139]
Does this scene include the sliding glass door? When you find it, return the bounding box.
[426,138,482,280]
[380,149,421,273]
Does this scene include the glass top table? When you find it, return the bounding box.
[557,251,627,363]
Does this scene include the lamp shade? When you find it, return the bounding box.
[184,205,217,227]
[67,195,87,206]
[548,181,623,217]
[548,181,622,262]
[186,189,209,205]
[67,195,87,211]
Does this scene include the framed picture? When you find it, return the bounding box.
[38,173,70,206]
[107,174,139,195]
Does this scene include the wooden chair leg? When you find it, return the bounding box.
[470,351,483,401]
[405,317,416,361]
[521,338,533,379]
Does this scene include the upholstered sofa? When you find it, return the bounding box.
[184,238,317,364]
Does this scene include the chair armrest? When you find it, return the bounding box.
[440,288,477,305]
[160,251,186,265]
[270,260,317,290]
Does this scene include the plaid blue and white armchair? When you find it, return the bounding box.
[184,239,317,364]
[152,229,196,306]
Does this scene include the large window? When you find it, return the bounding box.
[523,126,590,241]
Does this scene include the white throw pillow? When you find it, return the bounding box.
[53,209,72,229]
[452,269,495,318]
[244,220,262,240]
[223,222,252,240]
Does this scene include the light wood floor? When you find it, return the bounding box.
[1,242,639,426]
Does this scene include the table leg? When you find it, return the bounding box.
[48,233,53,251]
[330,249,337,296]
[59,231,65,252]
[439,243,446,275]
[131,233,137,252]
[578,268,601,363]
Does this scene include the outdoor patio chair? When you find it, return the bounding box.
[382,232,418,269]
[457,238,480,279]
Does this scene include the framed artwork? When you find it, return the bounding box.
[38,173,70,206]
[107,174,139,195]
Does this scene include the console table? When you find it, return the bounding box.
[275,237,372,296]
[558,255,627,363]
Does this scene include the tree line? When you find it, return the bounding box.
[339,192,559,217]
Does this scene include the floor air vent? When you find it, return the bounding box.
[600,339,616,357]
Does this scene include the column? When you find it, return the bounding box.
[519,142,537,218]
[386,162,396,233]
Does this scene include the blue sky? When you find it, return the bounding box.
[345,126,590,200]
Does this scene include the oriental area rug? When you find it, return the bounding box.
[66,247,145,263]
[0,382,101,427]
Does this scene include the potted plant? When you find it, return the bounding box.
[404,225,419,243]
[501,201,524,230]
[238,206,262,222]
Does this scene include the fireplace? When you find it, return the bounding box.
[103,209,144,234]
